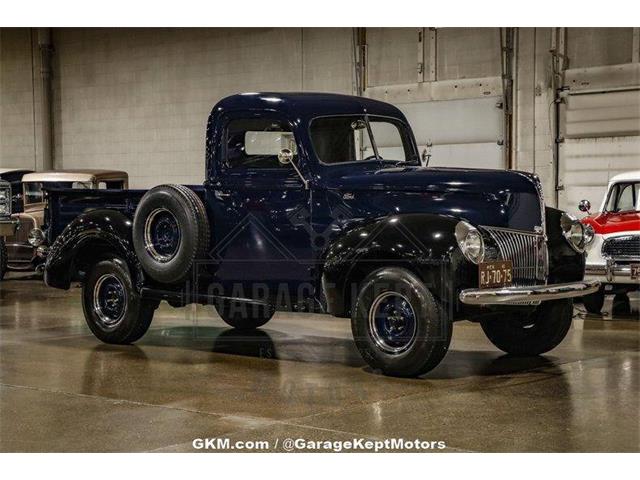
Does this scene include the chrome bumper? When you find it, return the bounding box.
[585,259,639,283]
[0,219,18,237]
[459,280,601,305]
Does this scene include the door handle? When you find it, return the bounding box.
[214,190,231,199]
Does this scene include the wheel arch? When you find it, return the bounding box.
[44,209,143,290]
[321,213,462,317]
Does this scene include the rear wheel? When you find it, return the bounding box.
[480,299,573,356]
[0,238,6,281]
[582,287,605,314]
[82,259,156,344]
[215,301,274,330]
[351,267,452,377]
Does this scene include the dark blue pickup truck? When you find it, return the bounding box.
[43,92,599,377]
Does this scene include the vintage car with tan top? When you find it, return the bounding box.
[1,179,18,281]
[5,169,128,271]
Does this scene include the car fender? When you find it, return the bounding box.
[44,209,142,290]
[321,213,465,317]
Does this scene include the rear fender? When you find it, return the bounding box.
[44,209,142,290]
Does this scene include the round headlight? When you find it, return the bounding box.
[28,228,45,247]
[560,213,586,252]
[455,221,485,264]
[583,223,595,246]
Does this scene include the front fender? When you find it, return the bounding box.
[44,209,141,290]
[321,213,465,317]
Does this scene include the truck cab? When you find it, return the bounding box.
[43,93,598,377]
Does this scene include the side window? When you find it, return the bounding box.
[225,118,297,169]
[616,184,634,212]
[605,184,619,211]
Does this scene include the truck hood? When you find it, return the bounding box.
[321,165,545,232]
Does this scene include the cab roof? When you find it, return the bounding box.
[0,168,33,175]
[211,92,408,122]
[608,170,640,184]
[22,169,128,184]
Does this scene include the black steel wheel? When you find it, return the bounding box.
[132,184,210,284]
[82,259,156,344]
[351,267,452,378]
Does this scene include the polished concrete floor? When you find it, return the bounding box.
[0,272,638,452]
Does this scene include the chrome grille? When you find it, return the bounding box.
[602,235,640,259]
[482,226,547,286]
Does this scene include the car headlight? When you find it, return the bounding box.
[0,185,11,215]
[583,223,595,246]
[455,221,485,264]
[28,228,45,247]
[560,213,587,252]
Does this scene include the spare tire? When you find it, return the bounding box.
[133,184,210,284]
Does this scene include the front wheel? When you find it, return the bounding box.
[82,259,156,344]
[215,301,274,330]
[351,268,452,378]
[480,299,573,356]
[582,287,605,314]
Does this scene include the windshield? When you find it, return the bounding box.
[309,115,418,166]
[605,182,640,213]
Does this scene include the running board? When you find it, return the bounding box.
[140,287,271,308]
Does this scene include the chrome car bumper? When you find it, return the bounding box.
[585,260,639,283]
[459,280,601,305]
[0,219,18,237]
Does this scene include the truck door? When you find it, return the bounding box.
[209,115,316,308]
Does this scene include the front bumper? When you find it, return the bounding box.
[0,219,18,237]
[585,259,639,284]
[459,280,601,305]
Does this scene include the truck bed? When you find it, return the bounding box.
[45,186,205,243]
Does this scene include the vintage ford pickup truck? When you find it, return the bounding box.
[43,93,599,377]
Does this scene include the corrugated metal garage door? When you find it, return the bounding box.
[364,28,505,170]
[558,88,640,215]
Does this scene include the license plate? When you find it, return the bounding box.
[631,264,640,280]
[479,260,513,289]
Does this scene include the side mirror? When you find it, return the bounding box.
[421,141,433,167]
[277,148,309,190]
[278,148,293,165]
[578,199,591,214]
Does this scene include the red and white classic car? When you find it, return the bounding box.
[579,171,640,314]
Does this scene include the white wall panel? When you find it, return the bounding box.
[398,96,504,169]
[558,136,640,215]
[562,89,640,138]
[424,142,503,170]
